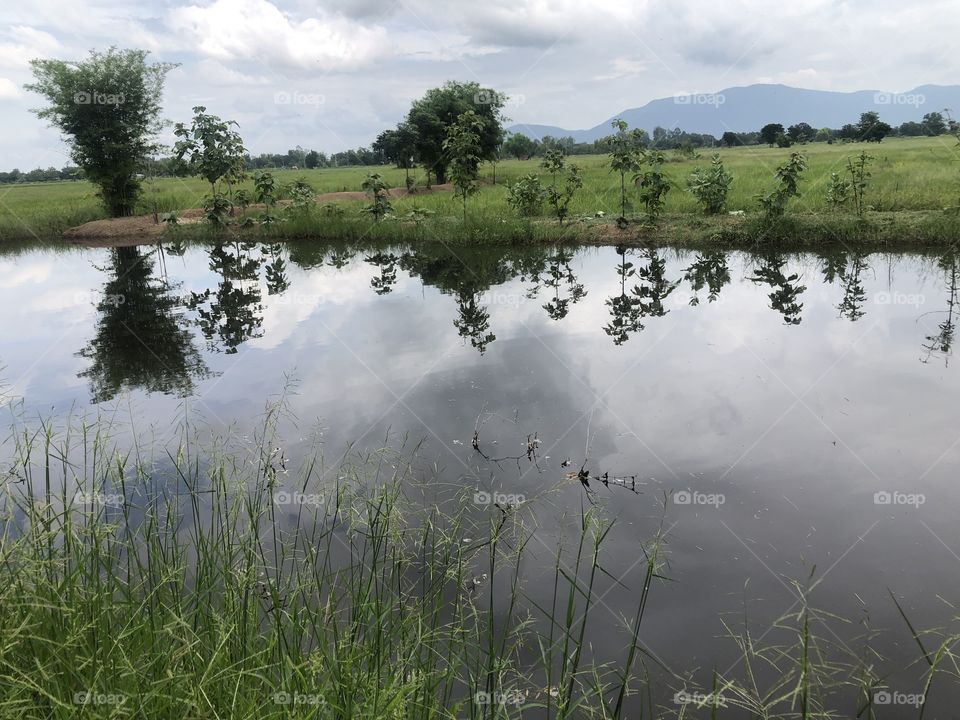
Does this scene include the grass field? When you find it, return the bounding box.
[1,136,959,246]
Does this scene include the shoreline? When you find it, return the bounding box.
[40,209,960,252]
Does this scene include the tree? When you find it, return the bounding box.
[374,121,418,188]
[503,132,537,160]
[760,123,785,146]
[922,111,948,136]
[787,122,815,143]
[406,81,505,184]
[304,150,320,168]
[605,119,647,224]
[173,106,247,197]
[856,112,891,142]
[443,110,485,222]
[26,48,177,217]
[721,131,740,147]
[898,121,924,137]
[815,127,833,143]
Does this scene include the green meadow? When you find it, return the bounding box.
[1,135,959,246]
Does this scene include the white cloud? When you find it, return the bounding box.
[593,58,647,81]
[168,0,391,72]
[0,77,19,99]
[0,26,61,71]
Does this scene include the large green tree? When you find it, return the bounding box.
[406,81,505,184]
[26,48,177,217]
[503,132,537,160]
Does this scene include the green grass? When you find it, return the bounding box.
[2,136,959,246]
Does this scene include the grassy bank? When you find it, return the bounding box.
[1,406,959,718]
[2,136,959,247]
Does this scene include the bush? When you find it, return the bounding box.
[506,174,546,216]
[687,154,733,214]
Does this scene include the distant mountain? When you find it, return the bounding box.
[508,84,960,141]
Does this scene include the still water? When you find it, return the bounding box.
[2,240,959,711]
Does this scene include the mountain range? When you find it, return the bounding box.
[507,84,960,141]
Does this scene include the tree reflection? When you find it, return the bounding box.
[749,253,806,325]
[187,242,265,354]
[365,252,400,295]
[77,246,208,403]
[527,248,587,321]
[684,251,730,306]
[836,253,868,321]
[399,245,548,354]
[264,243,291,295]
[453,291,496,353]
[604,246,678,345]
[921,252,957,366]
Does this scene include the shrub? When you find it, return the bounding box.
[506,174,546,216]
[757,152,807,220]
[687,154,732,214]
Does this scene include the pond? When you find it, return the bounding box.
[2,239,958,713]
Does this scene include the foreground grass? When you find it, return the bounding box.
[1,404,960,718]
[2,136,959,246]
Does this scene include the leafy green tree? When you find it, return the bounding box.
[26,48,177,217]
[775,132,793,148]
[374,122,419,189]
[503,132,537,160]
[721,131,740,147]
[760,123,785,146]
[173,106,247,197]
[406,81,505,184]
[304,150,320,168]
[442,110,485,222]
[605,119,647,224]
[922,111,948,136]
[856,112,891,142]
[787,122,815,143]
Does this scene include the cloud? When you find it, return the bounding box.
[0,26,61,70]
[593,58,647,81]
[0,77,19,99]
[168,0,391,72]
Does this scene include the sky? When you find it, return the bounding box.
[1,0,958,168]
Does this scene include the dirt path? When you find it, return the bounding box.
[64,183,455,245]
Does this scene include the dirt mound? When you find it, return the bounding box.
[64,183,456,245]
